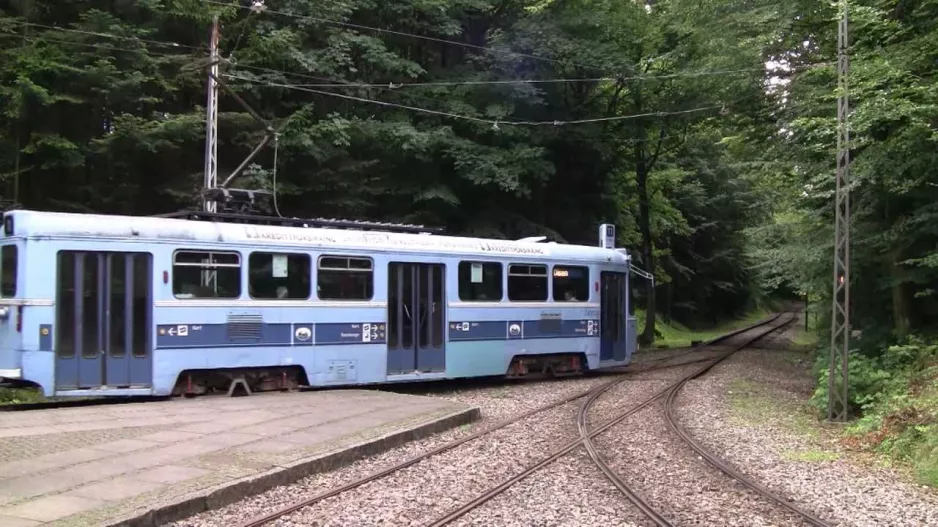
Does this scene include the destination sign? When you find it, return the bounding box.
[239,226,548,255]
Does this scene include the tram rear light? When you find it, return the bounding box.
[16,306,22,332]
[163,270,168,284]
[594,281,599,292]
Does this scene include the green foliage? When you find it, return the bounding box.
[749,0,938,338]
[737,0,938,432]
[827,337,938,486]
[0,0,777,328]
[634,306,769,349]
[0,387,45,405]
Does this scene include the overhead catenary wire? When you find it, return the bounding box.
[1,19,207,51]
[232,63,807,89]
[201,0,617,73]
[0,27,825,126]
[204,0,836,81]
[0,30,202,58]
[1,15,832,129]
[224,73,726,127]
[1,17,829,92]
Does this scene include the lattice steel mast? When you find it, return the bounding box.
[828,0,851,422]
[203,15,220,214]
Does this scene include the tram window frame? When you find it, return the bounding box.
[507,263,549,302]
[552,265,590,302]
[248,252,312,300]
[458,261,502,301]
[1,245,16,297]
[317,255,374,301]
[172,250,241,299]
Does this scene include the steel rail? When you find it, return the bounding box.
[235,339,737,526]
[235,354,705,527]
[664,314,833,527]
[238,316,789,527]
[574,314,794,527]
[427,314,789,527]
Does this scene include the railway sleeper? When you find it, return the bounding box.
[172,366,307,397]
[505,353,586,379]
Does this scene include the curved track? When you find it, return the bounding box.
[575,312,832,527]
[663,318,831,527]
[424,317,788,526]
[0,351,699,412]
[235,314,826,527]
[575,314,788,526]
[0,395,169,412]
[234,351,702,527]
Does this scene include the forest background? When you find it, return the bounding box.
[0,0,936,484]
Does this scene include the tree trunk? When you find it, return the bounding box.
[891,251,912,336]
[637,150,656,346]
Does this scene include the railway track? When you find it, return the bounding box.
[0,394,169,412]
[662,321,831,526]
[233,339,727,527]
[0,349,703,413]
[425,313,799,527]
[233,315,802,527]
[575,311,831,527]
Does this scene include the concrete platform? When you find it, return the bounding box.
[0,390,479,527]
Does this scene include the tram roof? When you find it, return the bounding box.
[5,210,630,263]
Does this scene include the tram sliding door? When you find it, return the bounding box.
[600,271,628,362]
[54,251,153,390]
[387,263,445,375]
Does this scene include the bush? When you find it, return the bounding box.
[813,336,938,486]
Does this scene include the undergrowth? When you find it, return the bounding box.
[815,337,938,487]
[0,386,46,405]
[634,307,770,349]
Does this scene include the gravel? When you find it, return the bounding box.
[675,315,938,527]
[447,368,703,527]
[593,399,812,526]
[171,314,938,527]
[167,374,617,527]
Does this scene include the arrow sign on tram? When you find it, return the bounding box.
[168,327,176,336]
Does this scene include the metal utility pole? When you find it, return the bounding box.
[828,0,850,422]
[203,15,220,214]
[201,15,221,294]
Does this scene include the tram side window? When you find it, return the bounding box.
[173,251,241,299]
[318,256,373,300]
[553,265,590,302]
[507,264,548,301]
[248,252,311,299]
[1,245,16,297]
[458,261,502,301]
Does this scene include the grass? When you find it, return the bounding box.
[791,307,821,350]
[726,377,823,440]
[726,378,776,425]
[634,307,771,349]
[0,386,103,406]
[781,449,841,462]
[791,327,820,349]
[841,346,938,488]
[0,386,47,405]
[488,388,511,399]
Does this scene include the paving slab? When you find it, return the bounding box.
[0,389,479,527]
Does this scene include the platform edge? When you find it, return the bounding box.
[102,404,481,527]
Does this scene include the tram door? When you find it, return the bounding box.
[599,271,628,362]
[54,251,153,389]
[387,263,445,375]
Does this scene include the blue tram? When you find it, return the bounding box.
[0,209,638,397]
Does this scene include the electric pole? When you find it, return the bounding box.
[203,15,220,214]
[829,0,850,422]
